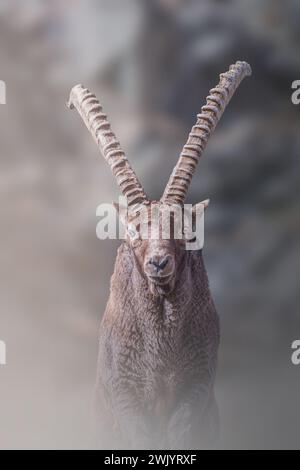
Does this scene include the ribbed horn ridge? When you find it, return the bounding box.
[67,84,148,208]
[162,61,251,205]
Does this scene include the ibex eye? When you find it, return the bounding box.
[127,226,138,239]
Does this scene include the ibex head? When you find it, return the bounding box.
[68,61,251,296]
[113,199,209,295]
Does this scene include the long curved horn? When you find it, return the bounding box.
[162,61,251,205]
[67,84,148,208]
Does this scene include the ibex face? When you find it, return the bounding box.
[116,199,208,295]
[118,201,182,295]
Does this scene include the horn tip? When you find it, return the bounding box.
[71,83,84,91]
[235,60,252,76]
[67,84,85,109]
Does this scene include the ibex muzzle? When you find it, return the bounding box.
[146,253,173,276]
[140,238,177,295]
[68,61,251,449]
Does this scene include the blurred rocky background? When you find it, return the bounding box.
[0,0,299,449]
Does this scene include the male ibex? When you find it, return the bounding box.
[68,61,251,449]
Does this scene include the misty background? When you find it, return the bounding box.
[0,0,299,449]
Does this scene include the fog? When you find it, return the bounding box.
[0,0,299,449]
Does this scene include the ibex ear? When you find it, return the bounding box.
[184,199,208,248]
[194,199,210,212]
[190,199,209,229]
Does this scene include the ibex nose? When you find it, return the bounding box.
[148,257,169,272]
[145,255,174,279]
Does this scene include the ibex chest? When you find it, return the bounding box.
[121,297,196,380]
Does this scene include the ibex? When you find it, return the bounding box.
[68,61,251,449]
